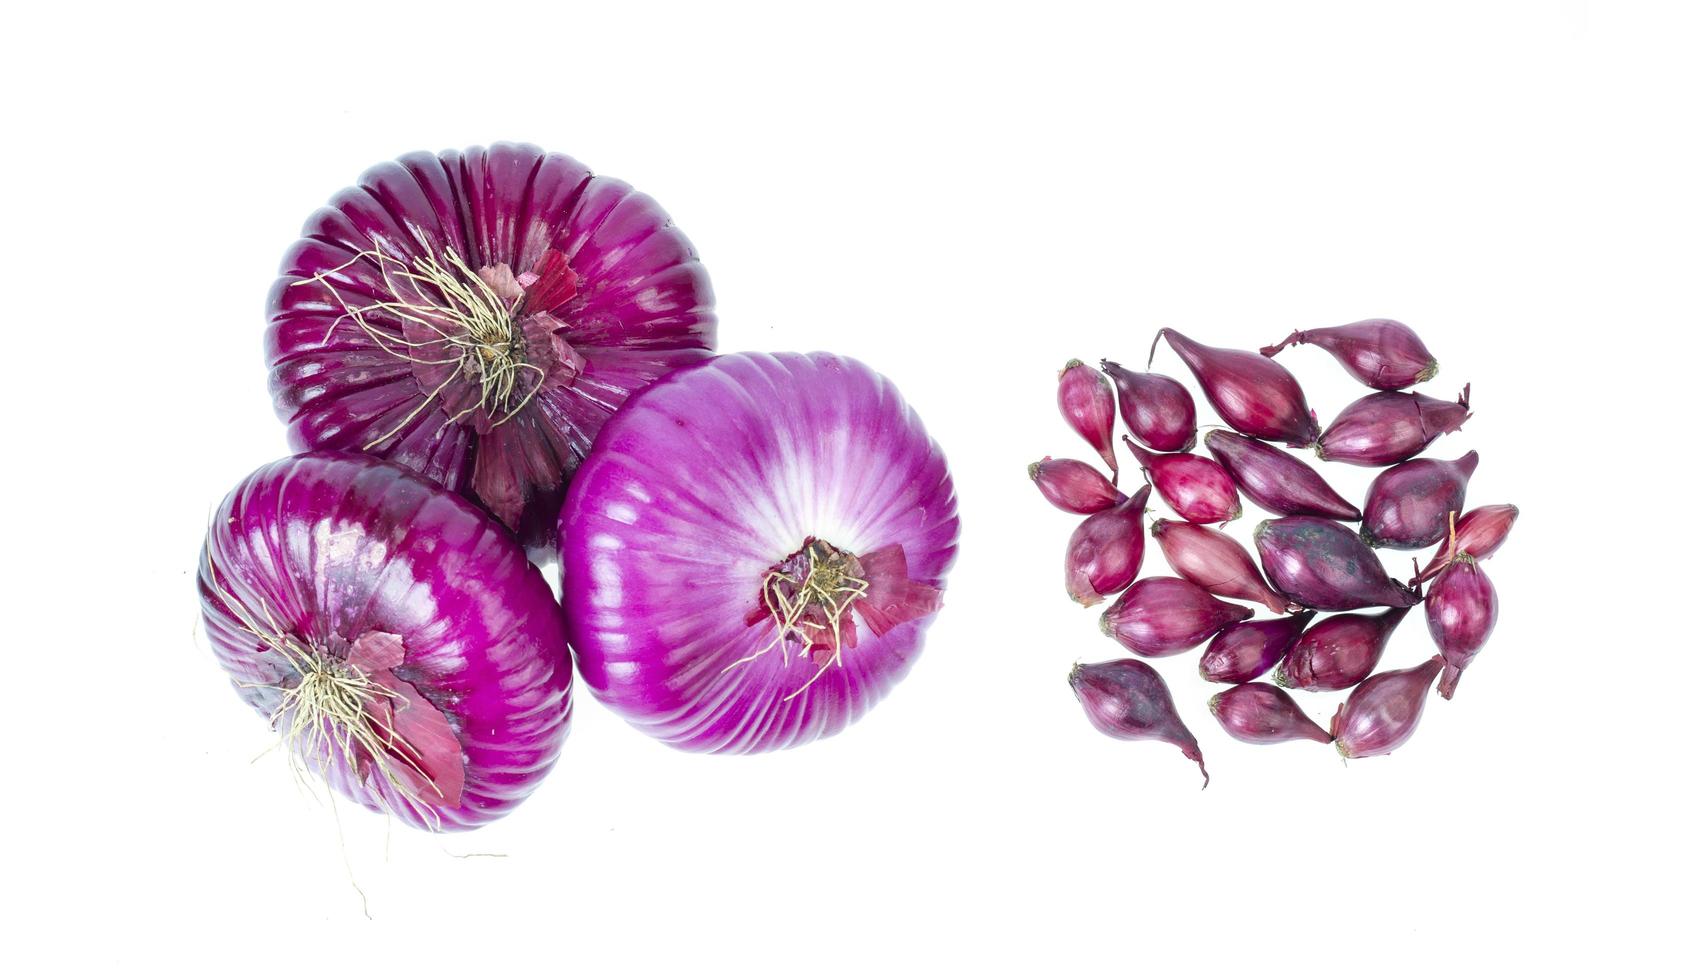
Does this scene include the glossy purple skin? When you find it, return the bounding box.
[1209,684,1333,744]
[1066,486,1152,606]
[1361,451,1480,550]
[1260,319,1438,391]
[561,352,960,754]
[1125,439,1242,525]
[1254,517,1420,610]
[1152,519,1294,614]
[1331,656,1443,759]
[197,453,573,832]
[1276,606,1411,692]
[1152,328,1320,447]
[267,143,717,553]
[1100,360,1198,452]
[1059,360,1119,478]
[1101,577,1253,657]
[1031,457,1122,514]
[1199,611,1315,684]
[1415,504,1518,584]
[1070,659,1209,787]
[1203,430,1361,521]
[1316,386,1472,467]
[1426,556,1498,699]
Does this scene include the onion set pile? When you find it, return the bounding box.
[198,144,958,832]
[1038,319,1516,783]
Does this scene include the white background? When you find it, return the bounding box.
[6,1,1689,975]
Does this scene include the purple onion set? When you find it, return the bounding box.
[1040,320,1515,781]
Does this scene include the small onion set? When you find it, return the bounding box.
[1036,320,1517,783]
[198,144,957,832]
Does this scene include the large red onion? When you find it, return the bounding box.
[1151,328,1320,447]
[1413,503,1519,584]
[1124,439,1242,525]
[268,143,717,552]
[1058,360,1119,479]
[1260,318,1438,391]
[561,352,959,754]
[1199,611,1315,684]
[198,453,573,832]
[1099,360,1198,452]
[1066,486,1152,606]
[1316,385,1472,467]
[1203,429,1361,521]
[1070,659,1209,786]
[1361,451,1480,550]
[1426,552,1499,699]
[1331,657,1443,759]
[1254,517,1420,610]
[1100,577,1252,657]
[1275,606,1411,692]
[1150,519,1294,613]
[1209,683,1332,744]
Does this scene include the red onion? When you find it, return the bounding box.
[1209,683,1333,744]
[1058,360,1119,479]
[198,453,573,831]
[1315,385,1472,467]
[1254,517,1420,610]
[1259,318,1438,391]
[1151,519,1294,614]
[1426,548,1499,700]
[1150,328,1320,447]
[561,352,959,753]
[1124,438,1242,525]
[1100,577,1252,657]
[1331,656,1443,759]
[1361,451,1479,550]
[1414,503,1519,584]
[1070,659,1209,786]
[1030,457,1122,514]
[1275,606,1411,692]
[1099,360,1197,452]
[268,143,717,552]
[1066,486,1153,606]
[1203,429,1361,521]
[1199,611,1315,684]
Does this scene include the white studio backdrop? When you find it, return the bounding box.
[4,2,1688,976]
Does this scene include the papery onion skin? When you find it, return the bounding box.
[1066,486,1152,606]
[1031,457,1122,514]
[1260,319,1438,391]
[1152,519,1293,614]
[197,452,573,832]
[1070,659,1209,787]
[1361,451,1479,550]
[1275,606,1411,692]
[1209,684,1333,744]
[1254,517,1421,611]
[1152,329,1320,447]
[1204,429,1361,521]
[268,143,716,553]
[1059,360,1119,479]
[1414,504,1518,585]
[1199,612,1315,685]
[1100,577,1253,657]
[1331,656,1443,759]
[1316,386,1472,467]
[560,352,959,754]
[1124,439,1242,525]
[1100,360,1198,452]
[1426,555,1499,699]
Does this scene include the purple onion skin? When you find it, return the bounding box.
[1200,611,1315,684]
[1059,360,1119,479]
[1331,657,1443,759]
[1275,606,1411,692]
[1254,517,1420,611]
[1152,519,1295,614]
[1070,659,1209,787]
[1031,457,1122,514]
[1316,385,1472,467]
[1260,319,1438,391]
[1426,555,1498,699]
[1210,684,1333,745]
[1100,360,1198,452]
[1415,504,1518,584]
[1152,328,1320,447]
[1361,451,1480,550]
[1125,438,1242,525]
[1101,577,1253,657]
[1066,486,1153,606]
[1203,430,1361,521]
